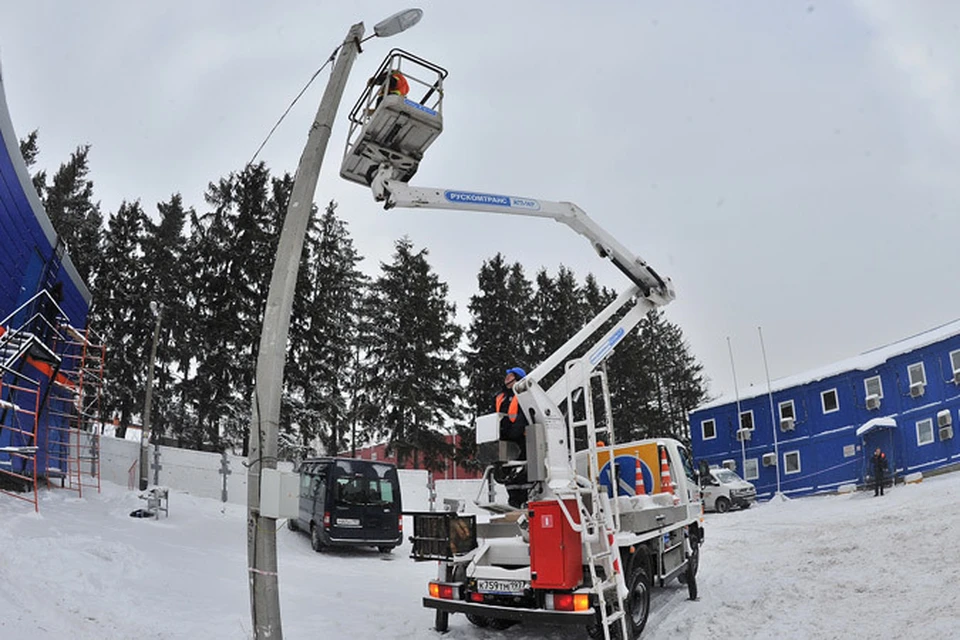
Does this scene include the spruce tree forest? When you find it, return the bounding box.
[19,134,708,472]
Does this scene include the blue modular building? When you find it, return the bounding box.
[0,60,94,493]
[689,321,960,499]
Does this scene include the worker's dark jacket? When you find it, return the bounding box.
[496,388,528,457]
[873,452,887,477]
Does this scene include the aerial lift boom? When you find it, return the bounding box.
[341,51,701,639]
[370,167,677,495]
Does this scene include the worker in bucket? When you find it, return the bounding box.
[369,68,409,107]
[872,446,887,496]
[496,367,530,508]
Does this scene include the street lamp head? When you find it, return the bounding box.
[374,8,422,38]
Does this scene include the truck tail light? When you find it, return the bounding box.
[545,592,591,612]
[323,511,331,529]
[428,582,458,600]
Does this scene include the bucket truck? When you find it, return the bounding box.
[341,51,703,640]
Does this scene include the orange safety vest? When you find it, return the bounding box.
[495,393,520,421]
[389,71,410,97]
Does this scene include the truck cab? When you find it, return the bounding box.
[701,467,756,513]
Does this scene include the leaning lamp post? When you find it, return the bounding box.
[140,301,163,491]
[246,9,422,639]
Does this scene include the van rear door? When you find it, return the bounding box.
[329,460,401,544]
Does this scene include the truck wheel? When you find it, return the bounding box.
[466,614,490,628]
[435,610,449,633]
[625,558,651,637]
[688,530,700,577]
[287,518,298,532]
[310,524,325,552]
[715,496,731,514]
[488,618,517,630]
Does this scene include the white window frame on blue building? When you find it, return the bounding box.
[743,457,759,481]
[864,375,883,399]
[783,450,801,474]
[778,400,795,421]
[950,349,960,376]
[821,388,839,414]
[739,410,754,431]
[701,418,716,441]
[916,418,934,446]
[908,362,926,387]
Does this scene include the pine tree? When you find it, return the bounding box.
[187,163,282,451]
[634,310,707,444]
[460,255,533,467]
[285,200,366,458]
[359,237,463,470]
[18,130,47,199]
[41,145,103,284]
[140,194,192,445]
[529,265,586,389]
[464,254,534,415]
[94,200,148,436]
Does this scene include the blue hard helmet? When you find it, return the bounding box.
[505,367,527,379]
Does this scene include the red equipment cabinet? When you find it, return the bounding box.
[528,499,583,590]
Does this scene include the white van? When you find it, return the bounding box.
[702,467,756,513]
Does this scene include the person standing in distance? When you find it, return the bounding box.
[872,446,887,496]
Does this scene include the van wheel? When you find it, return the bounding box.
[310,524,325,552]
[378,545,394,554]
[435,610,449,633]
[714,496,731,513]
[287,518,298,532]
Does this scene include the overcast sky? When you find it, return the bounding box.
[2,1,959,401]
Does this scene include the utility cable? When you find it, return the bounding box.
[245,46,340,168]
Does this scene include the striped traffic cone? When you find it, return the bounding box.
[659,447,674,494]
[635,457,646,496]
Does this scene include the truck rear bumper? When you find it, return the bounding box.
[423,596,594,626]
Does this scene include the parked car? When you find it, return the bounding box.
[702,467,756,513]
[287,457,402,553]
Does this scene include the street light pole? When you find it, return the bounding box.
[246,11,422,636]
[247,22,364,638]
[140,302,163,491]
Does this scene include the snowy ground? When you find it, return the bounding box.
[2,472,959,639]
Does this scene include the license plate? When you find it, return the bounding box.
[337,517,361,527]
[476,579,526,595]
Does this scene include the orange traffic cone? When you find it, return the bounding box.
[659,447,674,494]
[635,457,646,496]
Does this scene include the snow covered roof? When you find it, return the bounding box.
[855,416,897,437]
[697,318,960,412]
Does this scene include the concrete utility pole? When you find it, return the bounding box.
[140,302,163,490]
[246,22,365,640]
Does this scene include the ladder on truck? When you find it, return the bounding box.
[556,364,630,640]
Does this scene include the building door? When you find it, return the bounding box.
[861,427,896,488]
